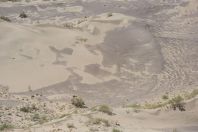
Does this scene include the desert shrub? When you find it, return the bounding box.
[71,96,85,108]
[20,105,38,113]
[19,12,27,18]
[89,118,110,127]
[67,123,75,129]
[133,109,141,113]
[38,116,48,124]
[32,113,40,121]
[0,123,13,131]
[39,117,47,124]
[162,94,169,100]
[112,128,122,132]
[127,93,188,111]
[64,23,74,29]
[0,16,11,22]
[107,12,113,17]
[91,118,101,125]
[169,95,185,111]
[31,113,48,124]
[98,105,113,115]
[20,107,31,113]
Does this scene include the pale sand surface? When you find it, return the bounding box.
[0,13,133,92]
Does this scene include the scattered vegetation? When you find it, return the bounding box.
[64,23,75,29]
[88,118,110,127]
[0,16,11,22]
[67,123,75,129]
[32,113,40,121]
[107,12,113,17]
[127,96,185,111]
[20,105,38,113]
[98,105,113,115]
[20,107,32,113]
[162,94,169,100]
[0,123,13,131]
[71,95,86,108]
[19,12,28,18]
[31,113,48,124]
[169,95,185,111]
[112,128,122,132]
[127,89,198,110]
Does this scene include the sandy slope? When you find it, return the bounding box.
[0,0,198,131]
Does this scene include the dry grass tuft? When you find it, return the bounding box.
[98,105,113,115]
[88,118,110,127]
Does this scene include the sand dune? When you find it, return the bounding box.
[0,0,198,131]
